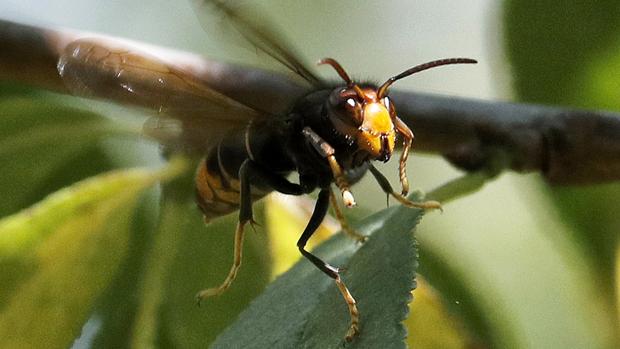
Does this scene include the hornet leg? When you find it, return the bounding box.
[393,116,413,196]
[368,163,442,211]
[196,159,306,304]
[297,189,360,341]
[302,127,356,207]
[329,187,367,242]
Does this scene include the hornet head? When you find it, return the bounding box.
[319,57,477,162]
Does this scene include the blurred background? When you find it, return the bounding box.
[0,0,618,348]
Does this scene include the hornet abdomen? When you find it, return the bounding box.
[195,119,294,221]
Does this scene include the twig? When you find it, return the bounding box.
[1,19,619,185]
[426,150,509,204]
[392,91,620,185]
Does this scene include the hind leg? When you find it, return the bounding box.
[196,159,307,304]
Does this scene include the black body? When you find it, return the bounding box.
[196,86,375,221]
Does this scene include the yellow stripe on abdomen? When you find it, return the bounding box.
[195,158,269,222]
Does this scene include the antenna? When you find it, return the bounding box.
[377,58,477,98]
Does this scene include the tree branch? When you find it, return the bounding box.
[1,19,619,185]
[392,91,620,185]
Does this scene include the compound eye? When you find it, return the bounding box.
[343,97,363,124]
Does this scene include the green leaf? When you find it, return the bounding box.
[129,198,194,349]
[0,165,176,349]
[84,189,161,349]
[212,198,423,348]
[0,95,138,216]
[76,160,273,348]
[503,1,620,107]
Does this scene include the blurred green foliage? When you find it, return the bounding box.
[0,91,272,348]
[0,155,175,347]
[505,0,620,342]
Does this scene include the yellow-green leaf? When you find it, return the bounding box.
[0,96,139,216]
[0,160,185,349]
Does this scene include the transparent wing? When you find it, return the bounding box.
[58,38,264,153]
[193,0,324,88]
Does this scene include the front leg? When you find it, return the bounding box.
[297,189,360,341]
[393,116,413,196]
[302,127,356,207]
[368,163,442,211]
[329,187,367,243]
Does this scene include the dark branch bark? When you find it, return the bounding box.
[392,92,620,185]
[1,19,619,185]
[0,19,69,92]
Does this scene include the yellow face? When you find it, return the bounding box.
[328,87,396,162]
[357,102,395,161]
